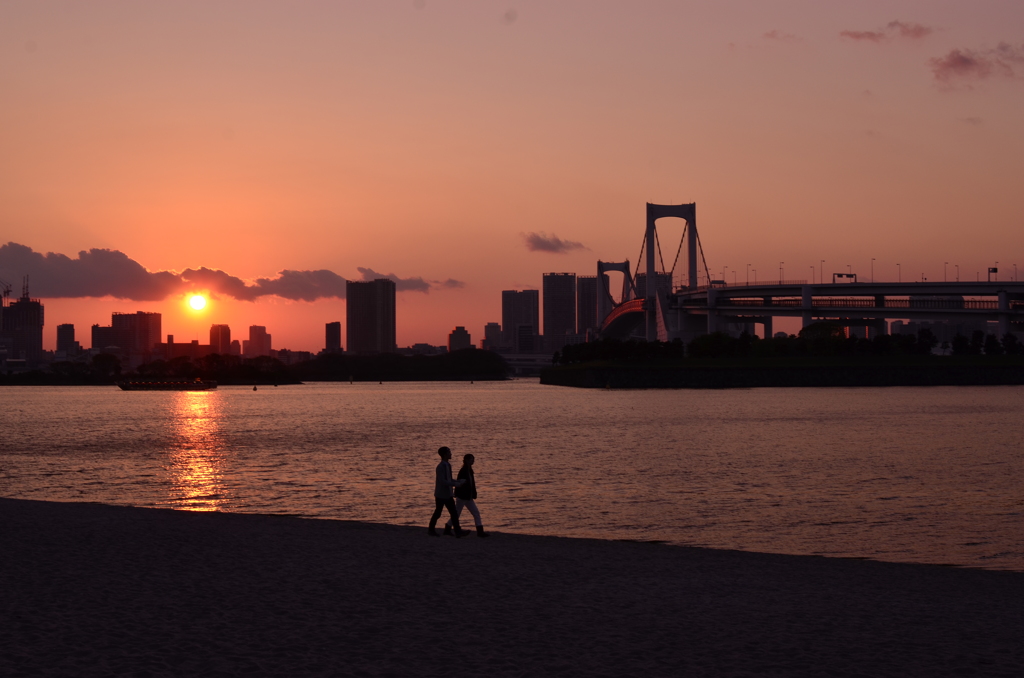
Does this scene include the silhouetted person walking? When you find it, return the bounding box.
[428,446,466,537]
[445,453,489,538]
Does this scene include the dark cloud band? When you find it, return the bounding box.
[0,242,456,301]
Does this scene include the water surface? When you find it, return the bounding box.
[2,381,1021,570]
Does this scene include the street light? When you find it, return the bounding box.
[779,261,784,282]
[746,263,751,285]
[753,268,757,283]
[897,263,901,283]
[871,258,875,283]
[944,262,948,282]
[955,264,959,282]
[811,265,815,285]
[1015,263,1018,281]
[820,260,825,284]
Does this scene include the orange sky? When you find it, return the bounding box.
[2,1,1023,351]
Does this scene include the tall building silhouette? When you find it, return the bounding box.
[501,289,539,352]
[91,311,161,354]
[243,326,272,357]
[576,275,598,335]
[543,273,576,339]
[1,283,44,366]
[347,279,396,355]
[325,321,342,352]
[448,326,472,352]
[481,322,502,350]
[210,324,231,355]
[56,324,81,356]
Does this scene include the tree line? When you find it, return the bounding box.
[555,322,1023,364]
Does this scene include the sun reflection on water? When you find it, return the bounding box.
[169,391,227,511]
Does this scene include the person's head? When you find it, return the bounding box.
[437,446,452,461]
[463,453,475,467]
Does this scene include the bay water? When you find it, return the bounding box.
[2,381,1021,570]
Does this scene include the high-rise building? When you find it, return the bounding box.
[56,324,81,356]
[325,321,342,352]
[243,326,272,357]
[576,275,598,335]
[1,285,44,366]
[481,322,502,350]
[543,273,576,339]
[91,311,161,353]
[347,279,396,355]
[210,324,231,355]
[448,326,472,352]
[501,289,539,352]
[634,272,673,300]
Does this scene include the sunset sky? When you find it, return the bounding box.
[2,1,1023,351]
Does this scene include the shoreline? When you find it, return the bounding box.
[542,362,1024,388]
[3,498,1022,676]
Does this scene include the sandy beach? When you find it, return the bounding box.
[1,498,1021,677]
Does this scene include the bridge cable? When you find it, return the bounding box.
[669,224,687,280]
[697,230,711,288]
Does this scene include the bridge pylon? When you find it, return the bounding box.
[645,202,697,341]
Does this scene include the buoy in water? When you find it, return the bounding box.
[253,385,258,391]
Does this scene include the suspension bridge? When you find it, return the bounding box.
[597,202,1024,342]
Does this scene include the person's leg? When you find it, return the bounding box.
[428,498,446,535]
[464,499,483,527]
[443,497,465,536]
[445,498,467,530]
[465,499,489,537]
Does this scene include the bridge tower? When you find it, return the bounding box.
[645,202,697,341]
[596,260,634,328]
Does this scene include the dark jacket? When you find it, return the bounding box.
[454,466,477,500]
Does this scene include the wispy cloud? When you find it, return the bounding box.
[930,43,1024,84]
[763,30,800,44]
[841,20,933,43]
[522,232,587,254]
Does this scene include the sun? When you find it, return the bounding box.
[189,295,207,311]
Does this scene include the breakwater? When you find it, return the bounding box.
[541,362,1024,389]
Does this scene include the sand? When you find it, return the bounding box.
[1,498,1021,677]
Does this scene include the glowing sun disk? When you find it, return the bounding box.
[189,295,207,310]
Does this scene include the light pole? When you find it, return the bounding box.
[955,264,959,282]
[1015,263,1018,281]
[820,260,825,284]
[746,263,751,285]
[779,261,784,282]
[753,268,757,283]
[811,265,815,285]
[897,263,901,283]
[847,264,852,275]
[944,262,948,282]
[871,258,875,283]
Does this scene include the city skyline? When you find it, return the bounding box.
[3,2,1023,351]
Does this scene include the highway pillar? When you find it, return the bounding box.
[762,316,773,339]
[999,291,1010,337]
[801,285,813,328]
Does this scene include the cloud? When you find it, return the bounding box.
[930,43,1024,84]
[0,242,182,301]
[763,30,800,43]
[960,116,983,125]
[356,267,431,293]
[841,20,932,43]
[0,242,447,301]
[440,278,466,289]
[522,232,587,254]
